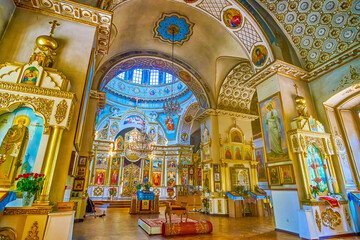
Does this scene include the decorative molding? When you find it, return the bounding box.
[0,92,54,124]
[90,90,107,109]
[55,99,68,124]
[321,208,342,230]
[3,207,52,215]
[315,210,321,232]
[13,0,113,55]
[0,81,75,99]
[195,108,258,121]
[333,65,360,92]
[25,221,39,240]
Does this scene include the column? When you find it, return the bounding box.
[221,163,227,192]
[210,164,214,192]
[176,150,182,185]
[36,126,64,205]
[90,147,97,185]
[82,154,92,198]
[250,163,257,191]
[225,165,231,191]
[210,114,220,163]
[106,154,112,185]
[162,152,166,186]
[149,157,154,183]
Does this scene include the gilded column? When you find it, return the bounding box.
[210,164,214,192]
[220,163,226,192]
[106,154,112,185]
[176,150,182,185]
[149,157,154,183]
[210,114,220,163]
[83,155,92,198]
[326,155,340,193]
[36,126,64,205]
[300,152,312,199]
[250,163,258,191]
[162,152,166,186]
[225,165,231,191]
[90,146,97,185]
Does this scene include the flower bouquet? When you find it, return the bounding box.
[202,198,210,214]
[15,173,45,206]
[310,185,320,199]
[109,187,117,200]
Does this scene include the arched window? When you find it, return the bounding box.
[132,69,142,84]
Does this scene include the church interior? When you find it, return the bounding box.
[0,0,360,239]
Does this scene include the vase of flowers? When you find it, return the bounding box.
[310,185,320,199]
[15,173,45,207]
[109,187,117,200]
[202,198,210,214]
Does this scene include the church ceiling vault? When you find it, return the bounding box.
[102,0,274,71]
[255,0,360,71]
[217,61,256,114]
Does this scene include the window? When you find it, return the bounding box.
[165,73,173,84]
[117,72,125,79]
[132,69,142,84]
[149,70,159,85]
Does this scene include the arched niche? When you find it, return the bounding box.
[323,81,360,188]
[228,127,244,144]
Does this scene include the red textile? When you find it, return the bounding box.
[162,221,213,236]
[318,196,340,208]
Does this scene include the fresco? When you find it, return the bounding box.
[223,8,243,29]
[124,115,145,126]
[259,93,288,161]
[252,45,268,67]
[158,113,179,140]
[255,148,266,181]
[307,145,328,193]
[0,107,44,175]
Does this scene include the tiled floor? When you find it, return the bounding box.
[72,207,358,240]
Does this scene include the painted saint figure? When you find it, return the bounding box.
[111,171,118,185]
[265,103,283,157]
[225,147,232,159]
[0,115,30,181]
[165,115,175,131]
[97,172,104,185]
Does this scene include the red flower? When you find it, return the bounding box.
[39,174,45,177]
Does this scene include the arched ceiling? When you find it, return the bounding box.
[254,0,360,71]
[95,0,274,105]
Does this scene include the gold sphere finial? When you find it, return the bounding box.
[36,35,58,50]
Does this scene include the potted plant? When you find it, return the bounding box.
[15,173,45,206]
[142,182,152,193]
[234,185,246,196]
[202,198,210,214]
[109,187,117,200]
[310,185,320,199]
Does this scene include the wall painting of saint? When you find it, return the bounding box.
[255,148,266,181]
[21,67,39,85]
[252,45,268,67]
[259,93,288,161]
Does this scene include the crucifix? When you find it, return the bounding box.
[293,83,299,96]
[49,20,60,37]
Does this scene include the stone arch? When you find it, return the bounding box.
[93,51,213,109]
[177,102,200,144]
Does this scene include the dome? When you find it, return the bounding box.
[104,68,192,109]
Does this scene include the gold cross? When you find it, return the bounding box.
[49,20,60,37]
[293,83,299,96]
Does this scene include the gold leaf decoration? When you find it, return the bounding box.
[315,210,321,232]
[55,99,68,124]
[321,208,342,230]
[25,221,39,240]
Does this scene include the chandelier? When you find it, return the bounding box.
[126,127,155,159]
[163,26,181,116]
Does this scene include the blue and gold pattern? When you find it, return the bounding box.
[154,13,194,45]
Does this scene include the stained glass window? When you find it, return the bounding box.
[117,72,125,79]
[307,145,328,193]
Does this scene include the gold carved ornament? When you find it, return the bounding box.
[0,92,54,124]
[321,208,342,230]
[25,221,39,240]
[66,101,75,128]
[344,208,352,228]
[93,186,104,196]
[54,99,68,124]
[315,210,321,232]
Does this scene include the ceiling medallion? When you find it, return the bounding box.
[153,13,194,45]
